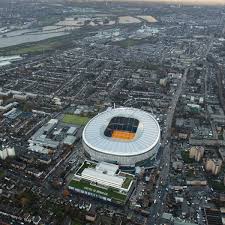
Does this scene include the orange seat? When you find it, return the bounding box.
[112,130,135,140]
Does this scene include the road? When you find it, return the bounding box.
[147,67,188,225]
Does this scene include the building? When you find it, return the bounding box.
[68,160,135,204]
[199,97,204,104]
[28,119,59,153]
[219,148,225,162]
[67,126,78,135]
[159,78,168,87]
[19,154,33,163]
[204,208,223,225]
[0,102,18,112]
[3,107,22,119]
[82,107,161,166]
[85,212,97,222]
[161,213,198,225]
[0,148,7,160]
[26,167,43,178]
[186,180,207,186]
[172,161,183,171]
[63,135,76,146]
[13,94,28,100]
[38,155,52,164]
[187,104,201,113]
[11,161,26,170]
[0,146,15,160]
[205,159,223,175]
[189,146,204,161]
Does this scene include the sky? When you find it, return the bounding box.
[85,0,225,5]
[146,0,225,5]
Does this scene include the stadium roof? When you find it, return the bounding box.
[83,107,160,156]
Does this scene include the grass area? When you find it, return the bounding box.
[69,179,127,204]
[181,150,195,164]
[76,161,96,175]
[7,43,60,55]
[0,38,69,55]
[63,114,90,126]
[186,169,195,178]
[0,170,5,177]
[122,175,133,189]
[37,15,62,27]
[120,58,160,70]
[0,36,72,55]
[218,134,224,140]
[17,191,39,210]
[0,29,93,56]
[114,37,157,48]
[115,38,146,48]
[72,220,83,225]
[209,180,225,192]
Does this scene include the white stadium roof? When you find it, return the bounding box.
[82,107,160,157]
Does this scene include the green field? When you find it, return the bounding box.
[122,175,133,189]
[72,220,83,225]
[37,16,62,27]
[76,161,96,175]
[209,180,225,192]
[0,170,4,177]
[114,36,158,48]
[0,30,92,56]
[8,42,61,55]
[181,151,195,164]
[0,39,67,55]
[63,114,90,126]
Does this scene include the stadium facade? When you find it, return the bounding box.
[82,107,161,166]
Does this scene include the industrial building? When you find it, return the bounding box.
[28,118,78,154]
[68,160,135,204]
[63,135,76,146]
[82,107,161,166]
[28,119,59,154]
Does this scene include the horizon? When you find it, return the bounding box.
[69,0,225,6]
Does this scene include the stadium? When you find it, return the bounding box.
[82,107,161,166]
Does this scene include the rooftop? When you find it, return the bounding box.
[69,160,134,204]
[83,107,160,156]
[76,161,133,190]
